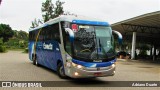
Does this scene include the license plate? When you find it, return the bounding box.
[94,72,102,76]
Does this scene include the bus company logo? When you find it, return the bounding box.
[1,82,42,87]
[43,43,53,50]
[93,60,102,62]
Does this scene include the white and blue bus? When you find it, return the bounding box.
[29,15,122,78]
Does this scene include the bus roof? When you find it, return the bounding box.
[29,15,110,32]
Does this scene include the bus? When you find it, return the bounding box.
[29,15,122,78]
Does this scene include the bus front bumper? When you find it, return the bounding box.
[65,63,116,78]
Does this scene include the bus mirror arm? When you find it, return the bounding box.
[65,28,74,42]
[112,30,122,44]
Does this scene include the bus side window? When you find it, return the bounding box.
[50,23,61,43]
[32,31,36,41]
[65,34,72,55]
[42,27,47,41]
[29,32,31,41]
[48,27,52,40]
[47,27,50,40]
[41,30,45,41]
[30,31,33,41]
[61,22,72,55]
[38,29,43,41]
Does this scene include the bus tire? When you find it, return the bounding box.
[32,54,39,66]
[57,62,66,79]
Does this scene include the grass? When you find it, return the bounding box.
[7,48,24,51]
[0,50,8,53]
[6,48,28,54]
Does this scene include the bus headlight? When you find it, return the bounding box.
[66,62,71,67]
[72,62,84,69]
[111,63,115,68]
[72,62,76,67]
[77,65,83,69]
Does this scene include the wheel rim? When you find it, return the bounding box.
[35,59,37,65]
[59,66,65,76]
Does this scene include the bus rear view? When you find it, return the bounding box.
[29,15,122,78]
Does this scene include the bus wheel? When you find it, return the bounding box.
[32,55,39,66]
[57,63,66,79]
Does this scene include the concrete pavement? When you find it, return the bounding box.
[0,51,159,90]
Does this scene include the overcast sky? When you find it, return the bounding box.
[0,0,159,32]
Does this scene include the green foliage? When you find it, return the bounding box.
[0,45,6,52]
[139,50,147,56]
[0,24,14,43]
[13,30,28,40]
[31,0,65,28]
[30,19,43,28]
[136,44,150,50]
[138,50,148,59]
[42,0,64,22]
[0,23,28,51]
[137,43,150,58]
[0,38,3,45]
[24,48,28,53]
[54,0,65,18]
[42,0,54,22]
[4,30,28,49]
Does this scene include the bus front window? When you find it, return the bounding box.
[73,25,115,62]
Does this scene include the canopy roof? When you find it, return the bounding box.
[111,11,160,46]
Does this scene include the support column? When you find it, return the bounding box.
[150,46,152,56]
[150,45,153,58]
[131,32,136,59]
[153,45,156,61]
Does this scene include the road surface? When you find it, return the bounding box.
[0,51,159,90]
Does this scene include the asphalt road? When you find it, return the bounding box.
[0,51,159,90]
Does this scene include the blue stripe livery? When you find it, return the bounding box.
[72,20,109,26]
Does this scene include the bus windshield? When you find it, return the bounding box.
[73,24,115,62]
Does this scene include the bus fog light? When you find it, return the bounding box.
[111,71,116,76]
[113,71,116,74]
[113,71,116,75]
[72,62,84,69]
[74,72,79,76]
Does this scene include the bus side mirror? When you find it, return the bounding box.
[65,28,74,42]
[112,30,122,44]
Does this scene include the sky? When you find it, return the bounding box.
[0,0,159,32]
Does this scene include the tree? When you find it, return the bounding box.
[53,0,65,18]
[42,0,54,22]
[30,18,43,28]
[41,0,64,22]
[136,43,150,58]
[17,30,29,40]
[0,24,14,43]
[4,30,29,49]
[30,0,65,28]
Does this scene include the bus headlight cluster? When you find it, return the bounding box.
[111,63,115,68]
[66,62,71,67]
[72,62,84,69]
